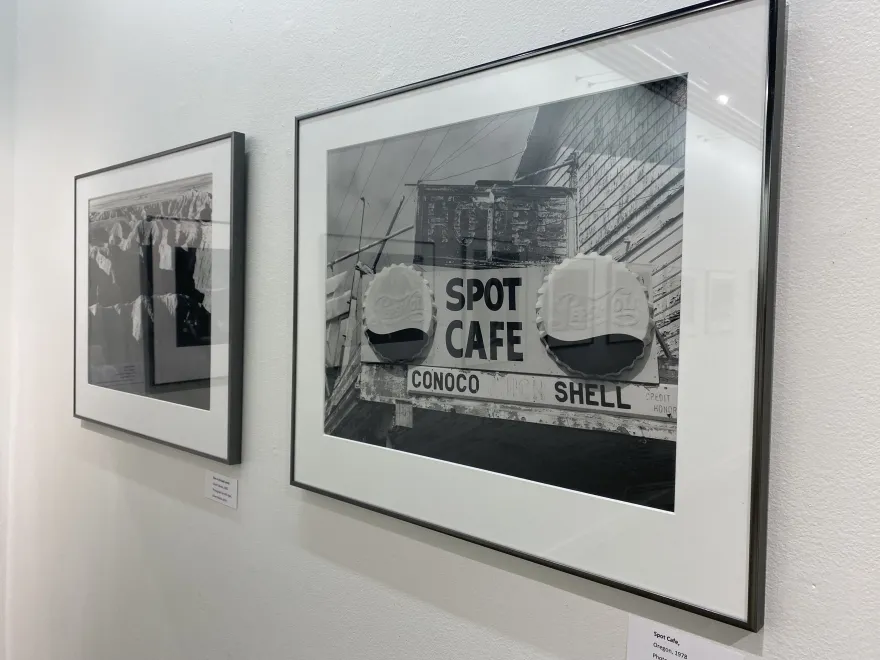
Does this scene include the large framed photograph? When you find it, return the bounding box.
[75,133,246,464]
[293,0,784,630]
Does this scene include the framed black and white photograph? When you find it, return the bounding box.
[293,0,784,630]
[75,133,246,464]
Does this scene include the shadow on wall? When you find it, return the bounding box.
[77,420,243,520]
[297,490,764,657]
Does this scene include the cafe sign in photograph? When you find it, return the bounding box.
[361,258,676,423]
[320,71,688,510]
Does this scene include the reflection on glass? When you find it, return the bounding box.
[321,76,687,511]
[87,174,215,410]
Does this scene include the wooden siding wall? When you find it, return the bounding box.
[535,79,687,357]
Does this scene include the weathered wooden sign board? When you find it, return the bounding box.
[406,366,677,421]
[361,265,661,385]
[413,184,570,268]
[359,364,677,442]
[349,180,676,440]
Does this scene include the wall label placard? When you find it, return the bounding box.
[627,616,744,660]
[204,471,238,509]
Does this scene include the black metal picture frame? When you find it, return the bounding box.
[292,0,786,631]
[74,132,247,465]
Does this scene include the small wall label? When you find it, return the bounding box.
[627,616,744,660]
[205,471,238,509]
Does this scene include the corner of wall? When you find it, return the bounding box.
[0,0,17,658]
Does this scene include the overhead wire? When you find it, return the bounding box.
[421,150,526,183]
[364,127,454,265]
[334,127,453,274]
[363,128,451,245]
[362,133,428,242]
[421,113,517,181]
[328,147,366,237]
[420,118,494,181]
[335,142,387,248]
[428,112,520,178]
[329,109,526,270]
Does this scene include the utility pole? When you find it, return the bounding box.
[371,195,406,272]
[341,198,367,368]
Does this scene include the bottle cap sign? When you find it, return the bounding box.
[536,253,652,377]
[363,264,435,362]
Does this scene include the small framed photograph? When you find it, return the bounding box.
[75,133,246,464]
[293,0,784,630]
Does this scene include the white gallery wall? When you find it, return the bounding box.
[4,0,880,658]
[0,0,16,657]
